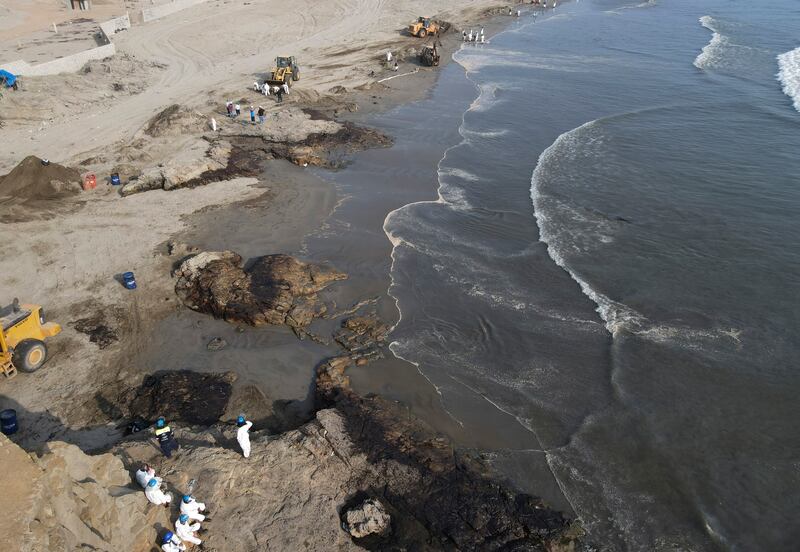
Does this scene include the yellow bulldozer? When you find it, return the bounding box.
[266,56,300,87]
[1,299,61,378]
[409,17,440,38]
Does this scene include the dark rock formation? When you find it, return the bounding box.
[334,314,389,364]
[316,359,582,551]
[119,370,234,426]
[262,122,392,169]
[174,251,346,331]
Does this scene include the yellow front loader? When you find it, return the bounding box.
[1,299,61,378]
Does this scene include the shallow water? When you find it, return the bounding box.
[371,0,800,549]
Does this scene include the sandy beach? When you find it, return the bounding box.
[0,0,510,435]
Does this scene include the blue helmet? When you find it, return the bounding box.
[156,417,166,428]
[162,531,174,544]
[179,513,189,523]
[237,415,245,425]
[147,478,158,487]
[182,495,192,504]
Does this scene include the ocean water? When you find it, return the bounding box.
[378,0,800,550]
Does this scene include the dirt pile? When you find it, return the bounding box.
[174,251,346,332]
[0,155,82,201]
[143,104,207,137]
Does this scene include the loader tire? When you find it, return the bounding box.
[419,29,427,38]
[293,70,300,81]
[13,339,48,373]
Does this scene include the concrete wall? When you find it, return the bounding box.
[1,14,129,77]
[2,44,116,76]
[99,14,131,38]
[141,0,211,23]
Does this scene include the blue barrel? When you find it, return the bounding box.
[110,173,121,186]
[122,271,137,290]
[1,409,18,436]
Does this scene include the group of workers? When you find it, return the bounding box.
[252,80,291,101]
[463,28,486,43]
[135,415,253,549]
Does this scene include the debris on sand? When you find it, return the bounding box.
[206,336,228,351]
[72,315,119,350]
[174,251,346,332]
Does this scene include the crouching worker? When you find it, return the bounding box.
[180,494,207,522]
[135,463,157,488]
[161,531,186,552]
[175,514,202,546]
[145,477,172,507]
[155,417,179,458]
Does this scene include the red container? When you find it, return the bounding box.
[83,173,97,191]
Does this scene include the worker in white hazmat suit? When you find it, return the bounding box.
[145,477,172,507]
[161,531,186,552]
[175,514,202,546]
[135,463,156,488]
[180,495,207,522]
[236,415,253,458]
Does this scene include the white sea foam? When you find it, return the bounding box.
[530,120,742,346]
[693,15,763,74]
[461,128,510,139]
[777,46,800,112]
[439,167,481,182]
[694,16,723,70]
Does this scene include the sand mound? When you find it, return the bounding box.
[143,104,206,137]
[0,155,82,201]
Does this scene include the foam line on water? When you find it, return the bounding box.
[382,24,588,529]
[530,119,744,346]
[777,46,800,113]
[694,15,723,70]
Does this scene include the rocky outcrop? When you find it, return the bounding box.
[118,370,235,426]
[334,314,389,364]
[1,434,158,552]
[2,356,580,552]
[174,251,346,331]
[119,138,233,196]
[219,107,392,168]
[343,498,391,538]
[104,401,579,552]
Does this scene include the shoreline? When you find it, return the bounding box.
[0,3,583,550]
[0,0,535,451]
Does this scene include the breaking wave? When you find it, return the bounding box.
[777,46,800,112]
[530,119,741,346]
[694,16,724,69]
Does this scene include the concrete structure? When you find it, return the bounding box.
[1,14,130,77]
